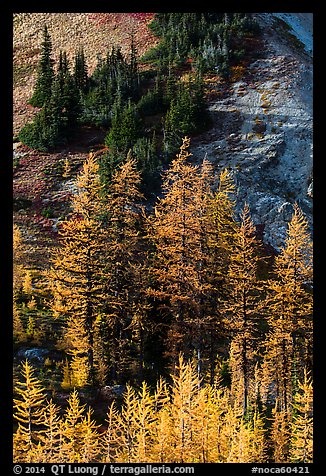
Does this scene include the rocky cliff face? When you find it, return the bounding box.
[192,13,313,250]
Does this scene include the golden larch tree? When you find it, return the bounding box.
[102,402,121,463]
[79,408,101,463]
[40,399,64,462]
[48,153,108,387]
[169,355,202,462]
[150,378,173,463]
[13,223,25,299]
[61,389,87,462]
[289,370,313,463]
[13,360,46,462]
[269,399,291,463]
[148,138,224,375]
[148,137,203,363]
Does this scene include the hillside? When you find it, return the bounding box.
[13,13,157,266]
[13,13,156,134]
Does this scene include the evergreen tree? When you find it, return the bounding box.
[29,25,54,107]
[19,105,58,151]
[163,84,194,157]
[132,132,161,194]
[137,75,165,117]
[145,13,258,73]
[57,50,69,92]
[129,32,140,100]
[165,69,177,104]
[163,78,208,158]
[56,51,81,129]
[74,47,88,93]
[192,72,208,127]
[22,47,80,150]
[62,71,81,128]
[19,76,65,151]
[105,99,142,153]
[289,371,313,463]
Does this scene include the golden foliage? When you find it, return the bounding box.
[147,138,230,369]
[14,357,313,463]
[13,224,25,298]
[264,203,313,411]
[289,371,313,463]
[270,401,291,463]
[13,140,313,464]
[226,204,263,415]
[13,360,46,462]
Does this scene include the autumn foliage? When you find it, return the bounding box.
[13,138,313,463]
[13,356,312,463]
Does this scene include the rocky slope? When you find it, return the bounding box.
[13,13,156,135]
[191,13,313,249]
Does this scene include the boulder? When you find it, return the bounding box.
[100,384,126,400]
[16,347,49,364]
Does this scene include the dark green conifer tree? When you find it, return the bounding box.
[19,79,63,151]
[105,100,142,153]
[62,71,81,129]
[163,82,195,158]
[55,50,81,129]
[29,25,54,107]
[132,131,161,193]
[165,69,177,104]
[129,33,140,100]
